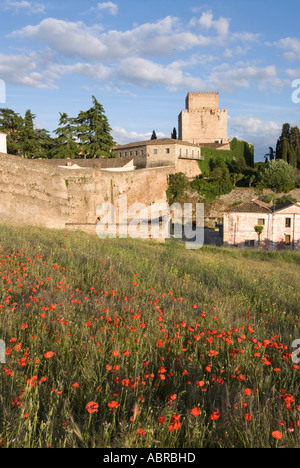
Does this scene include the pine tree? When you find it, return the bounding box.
[20,110,39,158]
[74,96,115,158]
[151,130,157,140]
[51,113,79,159]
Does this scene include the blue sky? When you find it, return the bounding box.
[0,0,299,160]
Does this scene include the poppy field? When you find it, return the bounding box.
[0,224,299,448]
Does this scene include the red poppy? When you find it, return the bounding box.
[108,401,120,409]
[210,411,220,421]
[157,417,165,424]
[44,351,54,359]
[86,402,99,414]
[272,431,282,440]
[189,407,201,417]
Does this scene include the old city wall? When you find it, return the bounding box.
[0,154,200,234]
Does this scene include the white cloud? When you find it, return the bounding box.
[191,11,230,36]
[208,64,283,93]
[118,57,206,90]
[286,68,300,79]
[228,115,281,154]
[112,127,166,145]
[0,52,56,88]
[96,2,118,15]
[275,37,300,61]
[9,16,211,62]
[10,19,109,60]
[3,0,45,15]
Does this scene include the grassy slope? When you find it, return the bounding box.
[0,225,299,448]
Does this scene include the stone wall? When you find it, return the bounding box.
[0,153,201,235]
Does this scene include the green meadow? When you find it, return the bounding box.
[0,225,299,448]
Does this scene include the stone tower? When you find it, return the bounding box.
[178,92,228,145]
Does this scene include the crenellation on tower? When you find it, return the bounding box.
[179,91,228,145]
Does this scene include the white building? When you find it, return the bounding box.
[0,132,7,154]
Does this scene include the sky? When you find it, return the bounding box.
[0,0,300,161]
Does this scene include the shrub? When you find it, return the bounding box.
[166,172,189,204]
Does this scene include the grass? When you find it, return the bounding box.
[0,224,299,448]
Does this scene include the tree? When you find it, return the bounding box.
[264,147,275,162]
[51,112,79,159]
[0,108,24,155]
[166,172,189,204]
[171,127,177,139]
[259,159,295,193]
[20,110,47,158]
[276,123,300,168]
[254,225,264,247]
[74,96,116,158]
[150,130,157,140]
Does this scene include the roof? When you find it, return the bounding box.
[273,201,298,212]
[225,200,271,213]
[114,138,202,150]
[225,200,300,214]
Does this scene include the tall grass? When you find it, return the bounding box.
[0,224,299,448]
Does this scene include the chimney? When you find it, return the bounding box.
[0,132,7,154]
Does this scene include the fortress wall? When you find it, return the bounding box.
[0,154,193,233]
[175,159,201,178]
[94,166,175,212]
[35,157,133,169]
[0,153,97,229]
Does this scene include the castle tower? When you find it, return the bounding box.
[178,92,228,145]
[0,132,7,154]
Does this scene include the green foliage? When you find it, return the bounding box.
[51,112,80,159]
[198,147,234,177]
[171,127,177,139]
[151,130,157,140]
[230,137,254,167]
[258,159,295,193]
[166,172,189,204]
[74,96,116,159]
[0,97,116,159]
[276,123,300,168]
[262,193,297,205]
[0,224,300,448]
[192,154,234,200]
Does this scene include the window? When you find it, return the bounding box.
[257,218,265,226]
[130,151,133,157]
[186,149,188,157]
[153,149,157,155]
[135,151,138,156]
[165,148,170,154]
[285,235,291,245]
[285,218,291,228]
[244,240,255,247]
